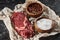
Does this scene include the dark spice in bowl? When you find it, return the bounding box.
[26,3,43,17]
[27,3,42,14]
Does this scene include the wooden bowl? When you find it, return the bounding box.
[26,2,43,18]
[34,17,56,33]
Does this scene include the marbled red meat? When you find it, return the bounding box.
[11,12,34,38]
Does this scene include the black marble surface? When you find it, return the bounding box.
[0,0,60,40]
[0,20,10,40]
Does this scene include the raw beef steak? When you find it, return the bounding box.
[11,12,34,38]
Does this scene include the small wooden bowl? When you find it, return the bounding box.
[26,2,43,18]
[34,17,56,33]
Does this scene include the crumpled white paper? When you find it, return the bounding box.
[0,0,60,40]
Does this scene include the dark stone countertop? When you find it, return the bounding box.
[0,0,60,40]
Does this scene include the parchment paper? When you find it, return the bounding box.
[0,0,60,40]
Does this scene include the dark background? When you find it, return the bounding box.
[0,0,60,40]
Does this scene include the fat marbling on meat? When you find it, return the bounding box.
[11,12,34,38]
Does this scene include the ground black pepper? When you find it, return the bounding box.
[27,3,42,14]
